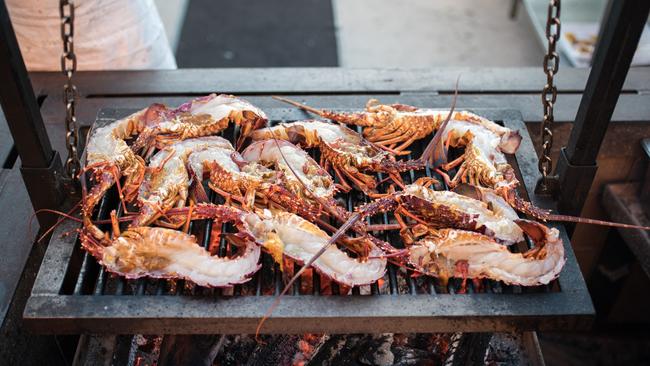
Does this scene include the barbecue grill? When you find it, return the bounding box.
[3,0,650,364]
[22,108,593,335]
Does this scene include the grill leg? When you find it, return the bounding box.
[556,0,650,216]
[0,0,65,227]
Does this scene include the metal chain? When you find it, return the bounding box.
[537,0,561,194]
[59,0,80,178]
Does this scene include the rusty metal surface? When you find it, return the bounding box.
[23,108,594,334]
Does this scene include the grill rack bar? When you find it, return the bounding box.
[24,108,593,334]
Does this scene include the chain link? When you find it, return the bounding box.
[538,0,561,192]
[60,0,80,178]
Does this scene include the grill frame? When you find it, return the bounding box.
[23,107,594,334]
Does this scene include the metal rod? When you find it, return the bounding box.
[0,0,64,223]
[556,0,650,215]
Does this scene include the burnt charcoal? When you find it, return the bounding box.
[208,334,326,366]
[214,335,259,366]
[307,333,446,366]
[391,333,449,366]
[391,348,437,366]
[127,335,165,366]
[158,335,220,366]
[357,334,395,366]
[107,332,497,365]
[244,335,301,366]
[308,334,371,366]
[484,333,526,366]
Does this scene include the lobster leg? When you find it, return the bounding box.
[371,117,409,141]
[450,165,467,188]
[110,210,120,238]
[368,128,405,143]
[123,156,146,203]
[413,177,439,189]
[105,165,129,214]
[388,173,406,190]
[375,134,412,149]
[208,184,247,207]
[445,131,455,150]
[151,198,193,229]
[435,168,454,188]
[182,202,194,233]
[441,154,465,171]
[371,143,401,156]
[335,166,377,195]
[209,221,222,255]
[332,166,353,192]
[393,135,420,153]
[394,210,409,231]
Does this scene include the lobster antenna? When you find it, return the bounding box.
[30,202,82,244]
[255,211,362,339]
[420,75,461,166]
[458,184,650,232]
[32,204,134,243]
[272,95,327,118]
[545,213,650,231]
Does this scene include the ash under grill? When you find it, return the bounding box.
[24,107,593,335]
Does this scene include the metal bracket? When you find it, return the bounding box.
[20,151,66,228]
[534,174,560,197]
[554,0,650,215]
[555,147,598,217]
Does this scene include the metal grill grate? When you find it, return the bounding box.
[24,107,593,334]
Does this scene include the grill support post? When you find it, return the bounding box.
[556,0,650,216]
[0,0,65,226]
